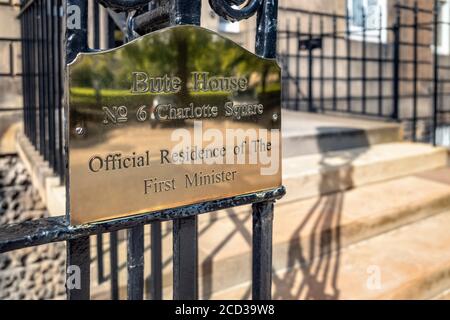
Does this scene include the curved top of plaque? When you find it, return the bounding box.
[69,25,280,66]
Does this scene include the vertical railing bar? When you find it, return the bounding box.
[412,1,418,141]
[107,10,116,48]
[255,0,278,59]
[92,0,105,286]
[252,201,274,300]
[55,0,64,180]
[43,0,49,164]
[173,216,198,300]
[64,0,90,301]
[295,17,300,111]
[378,10,383,117]
[127,225,145,300]
[170,0,201,25]
[332,14,337,111]
[150,222,163,300]
[346,13,352,112]
[171,0,202,301]
[362,9,367,115]
[392,2,401,120]
[31,4,37,145]
[285,19,290,110]
[307,15,314,112]
[96,234,105,283]
[432,0,440,146]
[319,17,324,112]
[253,0,278,301]
[42,0,50,161]
[47,0,56,171]
[66,0,89,64]
[65,0,88,222]
[25,6,29,140]
[110,231,119,300]
[38,0,46,157]
[296,17,302,111]
[94,0,100,49]
[25,7,29,139]
[31,3,37,146]
[67,237,91,300]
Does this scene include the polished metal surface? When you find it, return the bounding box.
[68,25,281,225]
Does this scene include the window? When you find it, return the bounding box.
[347,0,387,43]
[218,17,240,34]
[437,0,450,55]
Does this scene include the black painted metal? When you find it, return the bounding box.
[127,225,145,300]
[0,187,285,253]
[171,0,201,26]
[255,0,278,59]
[97,0,149,11]
[173,216,198,300]
[13,0,283,301]
[66,237,91,300]
[210,0,261,22]
[151,222,163,300]
[110,231,120,300]
[66,0,88,64]
[252,201,274,300]
[279,1,450,144]
[392,3,401,120]
[432,0,440,146]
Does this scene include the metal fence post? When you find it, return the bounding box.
[412,1,419,141]
[392,3,401,121]
[171,0,201,301]
[307,15,315,113]
[254,0,279,300]
[66,237,91,300]
[173,216,198,300]
[433,0,440,146]
[127,225,145,300]
[151,222,163,300]
[252,201,274,300]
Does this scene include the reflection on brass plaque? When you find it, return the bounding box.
[68,25,282,225]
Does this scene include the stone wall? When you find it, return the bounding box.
[0,155,65,300]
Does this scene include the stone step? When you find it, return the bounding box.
[192,168,450,298]
[282,142,448,202]
[212,209,450,300]
[91,168,450,299]
[194,142,448,224]
[282,110,402,158]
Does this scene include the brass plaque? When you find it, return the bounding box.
[68,25,281,225]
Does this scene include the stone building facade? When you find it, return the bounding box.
[0,1,65,300]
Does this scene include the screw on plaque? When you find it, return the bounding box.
[75,126,86,136]
[272,113,279,122]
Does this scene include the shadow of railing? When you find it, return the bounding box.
[272,127,369,300]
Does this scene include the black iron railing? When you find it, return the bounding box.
[1,0,284,301]
[278,0,450,146]
[19,0,65,178]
